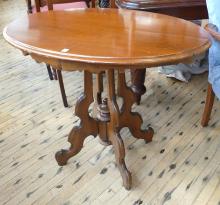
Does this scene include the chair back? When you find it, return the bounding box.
[27,0,94,14]
[26,0,45,13]
[46,0,90,10]
[35,0,42,12]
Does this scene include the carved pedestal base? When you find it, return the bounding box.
[55,70,154,190]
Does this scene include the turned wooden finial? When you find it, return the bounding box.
[97,98,110,122]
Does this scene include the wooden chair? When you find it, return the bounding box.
[46,0,92,10]
[26,1,59,79]
[29,0,94,12]
[201,23,220,127]
[25,0,93,107]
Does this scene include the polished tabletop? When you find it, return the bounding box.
[4,8,210,68]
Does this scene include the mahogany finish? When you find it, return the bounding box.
[116,0,208,20]
[4,9,210,189]
[4,9,210,67]
[201,83,215,127]
[26,0,57,82]
[115,0,208,104]
[26,0,83,108]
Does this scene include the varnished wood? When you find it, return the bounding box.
[2,1,220,203]
[118,71,154,143]
[116,0,208,20]
[115,0,208,104]
[3,9,210,68]
[57,69,68,107]
[3,8,211,190]
[56,68,154,189]
[106,70,132,190]
[46,64,53,80]
[55,70,99,165]
[5,8,210,104]
[201,83,215,127]
[97,98,112,146]
[27,0,74,108]
[201,23,220,127]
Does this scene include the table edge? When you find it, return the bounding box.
[3,26,211,69]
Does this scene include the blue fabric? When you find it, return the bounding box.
[206,0,220,99]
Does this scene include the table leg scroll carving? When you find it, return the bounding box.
[55,69,153,190]
[55,71,98,166]
[118,71,154,143]
[106,70,132,190]
[109,130,132,190]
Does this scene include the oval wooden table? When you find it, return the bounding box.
[3,8,210,190]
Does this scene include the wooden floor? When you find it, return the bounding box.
[1,1,220,205]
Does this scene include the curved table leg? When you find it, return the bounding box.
[110,130,132,190]
[55,69,153,190]
[130,69,146,105]
[118,71,154,143]
[106,70,132,190]
[55,71,98,166]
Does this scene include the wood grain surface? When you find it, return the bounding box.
[4,9,210,68]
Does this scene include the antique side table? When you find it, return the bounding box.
[3,9,210,189]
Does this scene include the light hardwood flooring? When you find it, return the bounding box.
[0,1,220,205]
